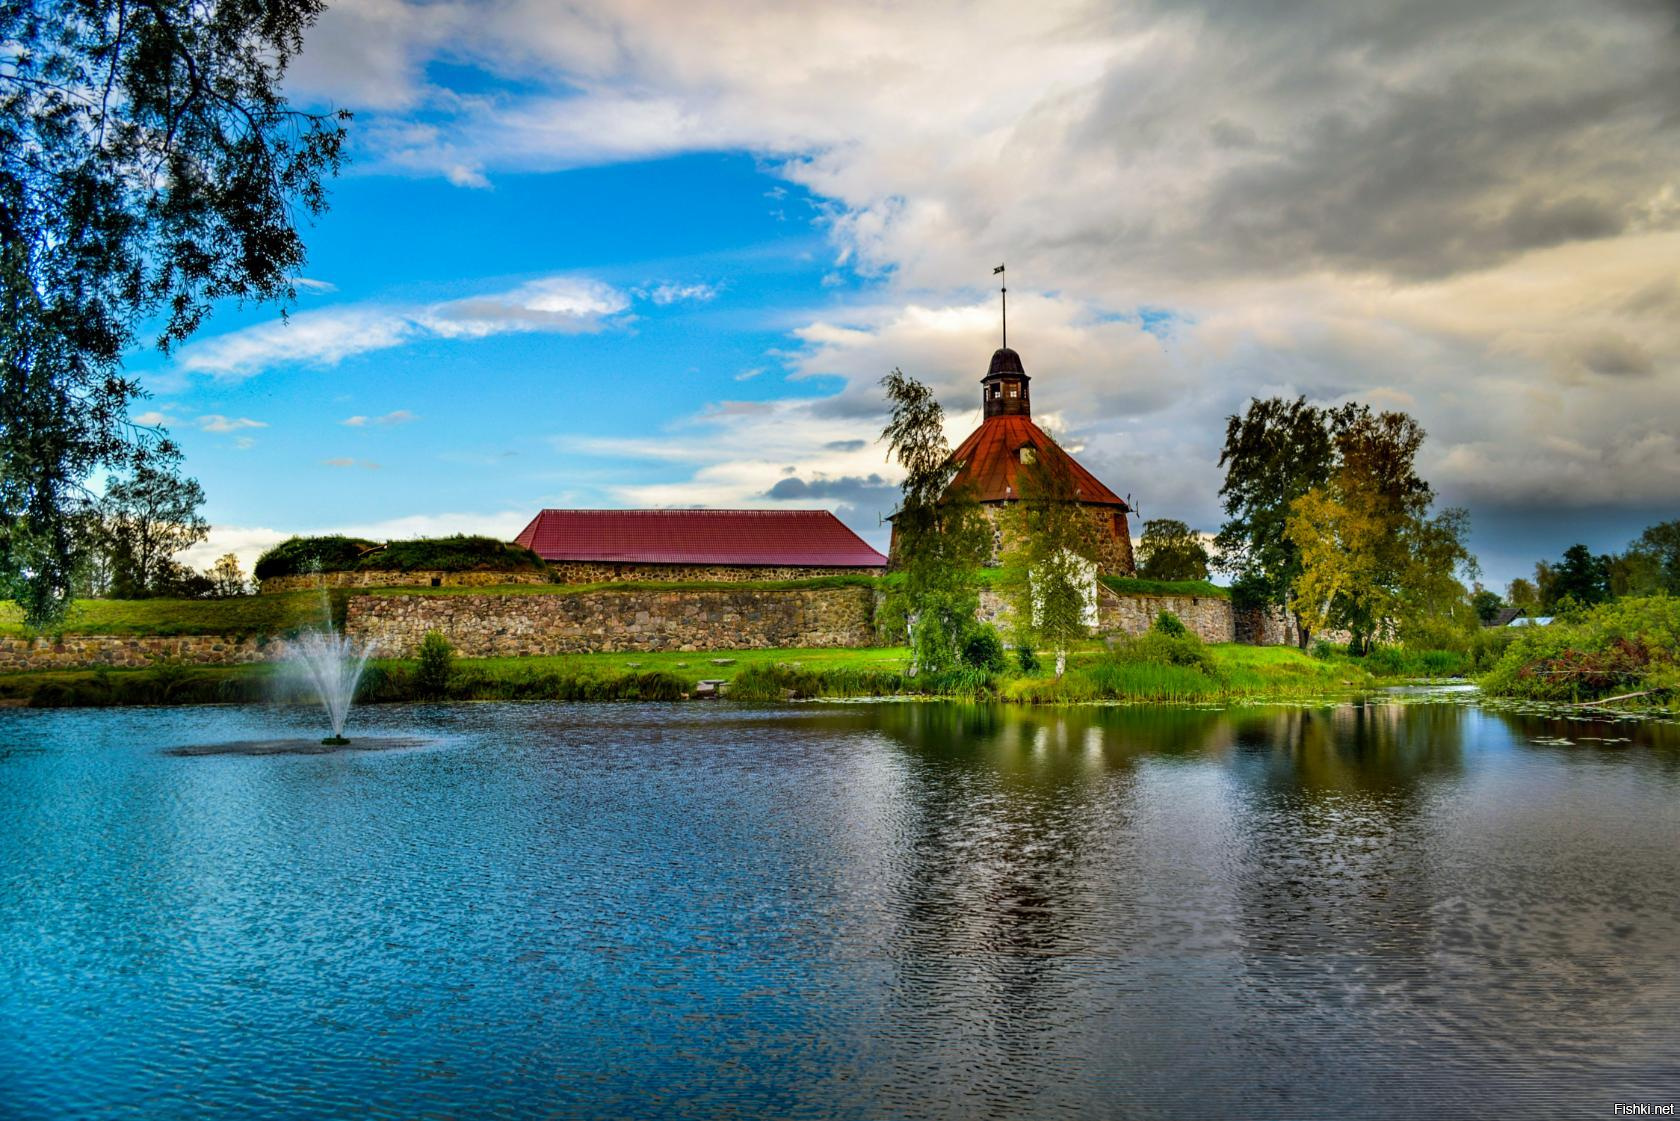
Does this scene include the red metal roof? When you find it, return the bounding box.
[514,509,889,567]
[947,415,1129,509]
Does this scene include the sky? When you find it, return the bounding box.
[140,0,1680,591]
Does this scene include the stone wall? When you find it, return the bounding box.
[345,586,877,657]
[544,562,884,585]
[978,587,1306,646]
[0,634,292,671]
[260,570,550,594]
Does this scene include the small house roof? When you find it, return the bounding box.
[514,509,888,568]
[946,414,1129,509]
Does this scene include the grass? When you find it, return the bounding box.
[0,590,349,640]
[255,534,545,579]
[1099,575,1230,599]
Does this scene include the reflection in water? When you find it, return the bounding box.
[0,700,1675,1119]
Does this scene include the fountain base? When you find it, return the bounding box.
[321,735,351,746]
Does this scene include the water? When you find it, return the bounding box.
[290,624,375,740]
[0,700,1676,1119]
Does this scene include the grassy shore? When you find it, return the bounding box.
[0,641,1380,708]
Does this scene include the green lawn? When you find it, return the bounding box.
[430,645,909,680]
[0,590,349,639]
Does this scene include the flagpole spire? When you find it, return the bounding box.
[993,262,1007,348]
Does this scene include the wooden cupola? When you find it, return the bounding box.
[981,346,1031,419]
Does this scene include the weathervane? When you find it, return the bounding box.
[993,262,1007,347]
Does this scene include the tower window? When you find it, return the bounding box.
[1019,447,1036,464]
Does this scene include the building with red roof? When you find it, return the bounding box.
[515,508,888,583]
[893,345,1136,575]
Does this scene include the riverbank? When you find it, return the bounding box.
[0,642,1380,708]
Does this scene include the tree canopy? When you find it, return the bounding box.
[878,368,990,674]
[999,431,1103,677]
[1136,518,1210,581]
[1,0,347,623]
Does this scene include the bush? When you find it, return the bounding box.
[961,626,1007,672]
[1016,644,1040,673]
[254,536,379,581]
[253,534,546,580]
[1152,611,1187,638]
[1481,596,1680,702]
[1112,626,1219,677]
[415,631,454,699]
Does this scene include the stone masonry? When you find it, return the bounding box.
[259,570,551,594]
[345,586,878,657]
[0,634,292,671]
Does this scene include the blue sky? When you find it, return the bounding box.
[147,0,1680,591]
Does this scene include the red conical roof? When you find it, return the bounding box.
[946,415,1129,509]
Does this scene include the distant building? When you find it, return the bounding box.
[515,508,888,583]
[891,345,1136,575]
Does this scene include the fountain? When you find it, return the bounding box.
[293,620,376,745]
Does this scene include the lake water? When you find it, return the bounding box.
[1,699,1676,1119]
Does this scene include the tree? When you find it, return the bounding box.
[879,369,991,675]
[1000,432,1104,677]
[1506,577,1538,612]
[205,552,248,597]
[1623,519,1680,595]
[1285,408,1474,653]
[1545,544,1610,609]
[1471,586,1504,625]
[1,1,348,623]
[1136,518,1211,581]
[102,447,207,597]
[1214,396,1337,646]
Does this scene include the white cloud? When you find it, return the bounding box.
[132,410,173,427]
[341,409,418,428]
[281,0,1680,576]
[196,415,268,433]
[175,276,630,379]
[290,277,338,293]
[634,282,719,305]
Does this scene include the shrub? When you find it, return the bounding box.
[1481,596,1680,702]
[1152,611,1187,638]
[1016,644,1041,673]
[1112,627,1219,677]
[415,631,454,699]
[961,626,1007,672]
[254,536,379,580]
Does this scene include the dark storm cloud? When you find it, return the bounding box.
[1580,336,1656,378]
[823,439,868,452]
[766,473,891,502]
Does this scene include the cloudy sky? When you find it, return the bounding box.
[139,0,1680,589]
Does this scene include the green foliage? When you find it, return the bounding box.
[255,535,544,580]
[1112,628,1220,677]
[415,631,454,699]
[253,537,380,581]
[1,0,347,624]
[1016,644,1040,673]
[1213,396,1337,615]
[1480,596,1680,703]
[729,662,907,701]
[1152,611,1187,638]
[1505,577,1539,611]
[960,625,1007,672]
[1097,575,1229,599]
[1285,408,1474,653]
[1137,518,1211,581]
[997,429,1102,675]
[1540,543,1611,609]
[878,368,991,673]
[1471,587,1504,624]
[99,445,208,598]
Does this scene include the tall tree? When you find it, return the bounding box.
[1544,544,1611,609]
[879,369,990,674]
[1,0,347,623]
[205,551,247,597]
[999,432,1103,677]
[1136,518,1210,581]
[1213,396,1336,645]
[1505,577,1539,612]
[1285,407,1474,653]
[102,446,207,597]
[1624,519,1680,595]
